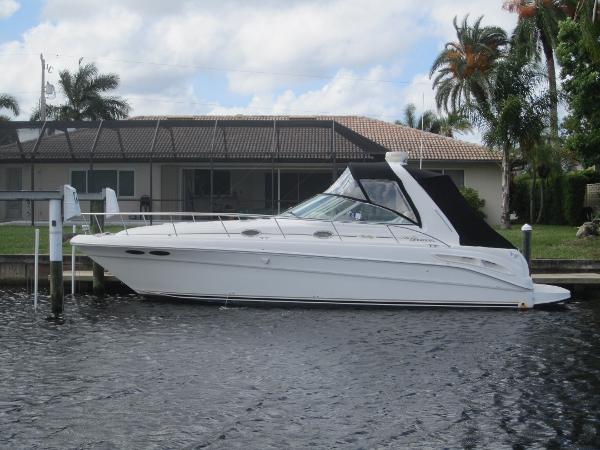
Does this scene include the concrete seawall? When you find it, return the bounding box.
[530,259,600,274]
[0,254,92,286]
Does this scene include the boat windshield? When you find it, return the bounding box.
[322,167,418,224]
[282,194,413,224]
[325,169,366,200]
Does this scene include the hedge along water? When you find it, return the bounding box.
[511,168,600,225]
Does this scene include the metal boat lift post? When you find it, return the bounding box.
[0,189,104,318]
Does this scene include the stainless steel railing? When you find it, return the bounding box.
[79,211,408,243]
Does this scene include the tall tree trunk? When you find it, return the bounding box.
[536,179,544,224]
[529,170,537,224]
[501,144,511,229]
[541,33,559,141]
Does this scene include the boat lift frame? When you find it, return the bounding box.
[0,190,106,318]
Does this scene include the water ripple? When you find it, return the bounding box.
[1,289,599,448]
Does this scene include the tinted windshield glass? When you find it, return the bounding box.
[283,194,413,224]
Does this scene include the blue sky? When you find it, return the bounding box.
[0,0,517,142]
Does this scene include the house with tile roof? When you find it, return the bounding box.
[0,115,503,223]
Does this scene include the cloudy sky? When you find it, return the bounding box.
[0,0,517,141]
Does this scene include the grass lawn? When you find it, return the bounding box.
[0,225,125,255]
[496,224,600,260]
[0,223,598,260]
[0,225,79,254]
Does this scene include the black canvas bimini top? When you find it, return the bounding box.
[405,167,515,249]
[347,162,515,249]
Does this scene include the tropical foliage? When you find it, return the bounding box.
[428,1,600,226]
[0,93,19,121]
[430,15,508,113]
[556,14,600,166]
[396,103,472,137]
[31,61,130,120]
[503,0,566,140]
[460,186,487,219]
[0,94,19,145]
[430,14,554,228]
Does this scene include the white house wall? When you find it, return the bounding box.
[0,161,502,225]
[420,161,502,225]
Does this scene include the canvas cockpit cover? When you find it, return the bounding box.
[405,167,515,249]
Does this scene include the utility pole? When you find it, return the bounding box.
[40,53,46,121]
[419,92,424,169]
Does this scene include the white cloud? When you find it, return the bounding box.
[0,0,522,143]
[0,0,19,19]
[208,66,403,120]
[427,0,517,41]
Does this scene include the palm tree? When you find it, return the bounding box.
[472,56,549,228]
[0,93,19,120]
[396,103,472,137]
[437,112,473,137]
[396,104,439,132]
[0,94,19,145]
[430,15,509,114]
[31,61,130,120]
[503,0,565,141]
[431,15,548,229]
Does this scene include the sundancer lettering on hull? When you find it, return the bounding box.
[71,152,570,309]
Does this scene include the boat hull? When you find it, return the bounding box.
[71,234,570,309]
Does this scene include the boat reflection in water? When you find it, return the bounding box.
[71,152,570,308]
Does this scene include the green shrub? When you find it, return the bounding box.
[508,170,596,225]
[460,186,486,219]
[510,174,530,222]
[563,171,589,225]
[544,174,566,225]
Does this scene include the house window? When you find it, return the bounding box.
[190,169,231,196]
[213,171,231,196]
[118,171,135,197]
[444,170,465,188]
[71,170,135,197]
[431,169,465,188]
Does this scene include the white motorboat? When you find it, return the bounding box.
[71,152,570,308]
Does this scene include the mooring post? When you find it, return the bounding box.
[71,224,76,296]
[90,198,105,297]
[521,223,532,272]
[34,228,39,311]
[49,198,63,317]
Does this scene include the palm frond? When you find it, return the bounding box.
[53,62,129,120]
[0,94,19,116]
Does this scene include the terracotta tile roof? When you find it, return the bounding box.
[0,115,499,162]
[135,115,501,162]
[0,121,369,161]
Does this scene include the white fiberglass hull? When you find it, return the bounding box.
[71,230,570,309]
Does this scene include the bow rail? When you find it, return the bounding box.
[79,211,403,243]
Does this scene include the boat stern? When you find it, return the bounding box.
[532,283,571,306]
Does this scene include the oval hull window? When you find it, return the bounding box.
[125,249,145,255]
[149,250,170,256]
[241,229,261,237]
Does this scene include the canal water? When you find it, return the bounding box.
[1,290,599,449]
